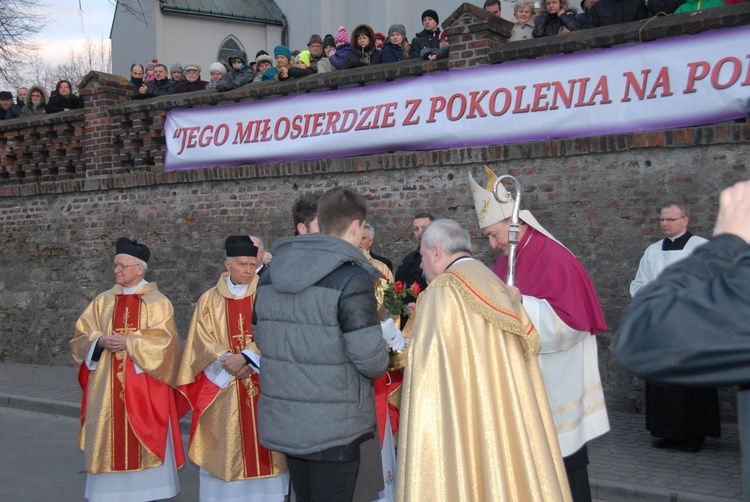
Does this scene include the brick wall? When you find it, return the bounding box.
[1,3,749,417]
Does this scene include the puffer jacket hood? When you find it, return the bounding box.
[350,23,378,53]
[25,84,48,108]
[269,233,380,294]
[227,50,248,66]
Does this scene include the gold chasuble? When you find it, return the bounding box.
[364,250,394,283]
[177,273,286,482]
[395,260,571,502]
[71,283,186,474]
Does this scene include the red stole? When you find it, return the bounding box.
[227,296,276,478]
[493,228,607,334]
[111,294,143,470]
[375,371,403,446]
[181,295,275,478]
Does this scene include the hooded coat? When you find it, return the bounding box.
[342,24,382,69]
[21,84,48,117]
[252,233,389,456]
[215,50,256,91]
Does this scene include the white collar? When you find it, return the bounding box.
[122,279,147,295]
[226,275,249,297]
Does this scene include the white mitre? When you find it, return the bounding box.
[469,166,569,250]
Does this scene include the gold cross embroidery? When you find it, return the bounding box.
[232,313,251,350]
[119,308,136,335]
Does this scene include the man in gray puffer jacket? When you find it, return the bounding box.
[253,186,390,502]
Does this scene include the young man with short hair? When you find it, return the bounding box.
[253,186,389,502]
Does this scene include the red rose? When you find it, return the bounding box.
[394,281,404,293]
[411,281,421,295]
[381,274,387,280]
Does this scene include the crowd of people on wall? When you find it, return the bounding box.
[0,0,737,120]
[126,8,452,99]
[121,0,735,98]
[0,79,84,120]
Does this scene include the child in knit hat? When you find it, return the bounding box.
[334,26,348,47]
[278,49,316,80]
[327,26,353,70]
[145,59,158,82]
[295,50,311,69]
[422,30,449,61]
[374,32,386,50]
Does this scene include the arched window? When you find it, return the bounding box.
[218,36,245,63]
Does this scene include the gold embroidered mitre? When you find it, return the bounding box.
[469,166,568,249]
[469,166,516,229]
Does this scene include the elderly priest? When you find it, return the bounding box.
[177,235,289,501]
[71,237,186,502]
[396,219,571,501]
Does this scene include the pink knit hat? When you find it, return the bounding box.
[334,26,348,46]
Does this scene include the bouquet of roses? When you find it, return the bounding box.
[375,275,422,317]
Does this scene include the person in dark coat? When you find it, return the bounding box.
[587,0,648,27]
[0,91,22,120]
[420,31,450,61]
[410,9,441,59]
[173,62,208,94]
[533,0,580,37]
[395,213,433,324]
[613,178,750,500]
[381,24,411,63]
[629,201,720,453]
[45,80,84,114]
[134,64,176,99]
[342,24,382,69]
[16,87,27,109]
[215,50,256,91]
[129,63,144,90]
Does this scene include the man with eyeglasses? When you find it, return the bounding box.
[177,236,289,500]
[71,237,186,501]
[630,201,719,453]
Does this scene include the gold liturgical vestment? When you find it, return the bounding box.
[70,283,185,474]
[176,273,286,482]
[395,259,571,502]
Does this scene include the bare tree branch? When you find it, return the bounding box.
[0,0,47,84]
[109,0,149,25]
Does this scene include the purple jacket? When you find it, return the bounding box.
[329,43,353,70]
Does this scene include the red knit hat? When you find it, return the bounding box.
[334,26,348,46]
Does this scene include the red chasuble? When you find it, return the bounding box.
[493,228,607,334]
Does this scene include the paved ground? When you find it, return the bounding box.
[0,362,742,501]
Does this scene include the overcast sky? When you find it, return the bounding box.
[34,0,117,64]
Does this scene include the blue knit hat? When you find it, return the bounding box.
[274,45,292,60]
